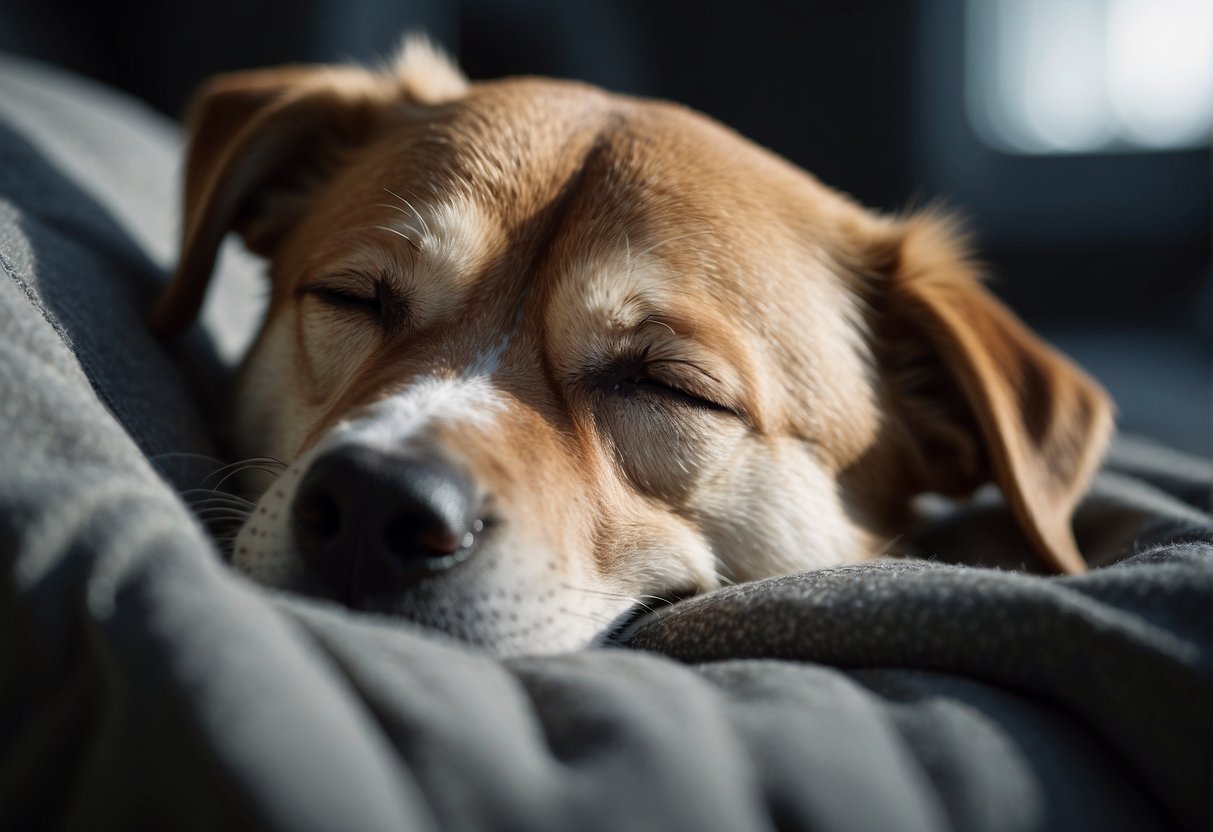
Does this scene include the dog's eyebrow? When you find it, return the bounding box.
[313,195,498,329]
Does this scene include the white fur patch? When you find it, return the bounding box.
[575,244,672,330]
[329,364,505,451]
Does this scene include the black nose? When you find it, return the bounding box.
[291,445,480,601]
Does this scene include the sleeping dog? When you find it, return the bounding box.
[152,39,1113,656]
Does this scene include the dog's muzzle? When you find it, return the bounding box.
[291,445,482,604]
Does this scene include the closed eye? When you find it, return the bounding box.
[601,355,733,414]
[305,285,380,313]
[298,274,406,329]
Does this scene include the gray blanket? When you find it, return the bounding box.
[1,55,1210,832]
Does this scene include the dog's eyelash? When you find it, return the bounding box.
[306,285,379,311]
[598,352,731,414]
[298,275,407,329]
[610,376,729,412]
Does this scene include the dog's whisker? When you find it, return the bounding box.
[367,224,422,252]
[633,593,679,606]
[153,451,279,486]
[561,609,617,627]
[375,202,411,216]
[383,187,431,238]
[206,463,288,493]
[560,584,679,615]
[187,503,258,518]
[225,464,288,479]
[372,207,428,241]
[193,457,287,482]
[559,583,647,605]
[186,504,258,523]
[150,451,228,465]
[178,492,254,511]
[200,517,250,530]
[181,488,257,505]
[401,195,432,238]
[709,570,738,588]
[192,511,255,524]
[559,583,630,599]
[206,455,287,469]
[195,515,250,529]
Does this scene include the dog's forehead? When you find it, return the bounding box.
[289,79,865,393]
[318,77,830,259]
[379,85,823,284]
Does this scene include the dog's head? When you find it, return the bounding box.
[152,40,1113,655]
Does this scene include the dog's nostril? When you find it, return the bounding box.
[384,513,465,557]
[293,491,341,540]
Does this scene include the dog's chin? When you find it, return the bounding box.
[361,594,622,657]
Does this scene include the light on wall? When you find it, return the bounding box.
[965,0,1212,154]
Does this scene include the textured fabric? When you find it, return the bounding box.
[1,54,1210,832]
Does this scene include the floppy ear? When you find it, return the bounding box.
[149,37,468,338]
[147,66,386,338]
[874,215,1114,574]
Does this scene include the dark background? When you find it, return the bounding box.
[1,0,1208,454]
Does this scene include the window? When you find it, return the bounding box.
[965,0,1212,155]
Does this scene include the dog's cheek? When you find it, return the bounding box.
[233,318,310,463]
[595,503,720,597]
[430,403,601,558]
[690,438,872,581]
[236,310,381,462]
[599,402,747,507]
[296,306,382,396]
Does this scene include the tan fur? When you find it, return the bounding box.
[152,43,1114,655]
